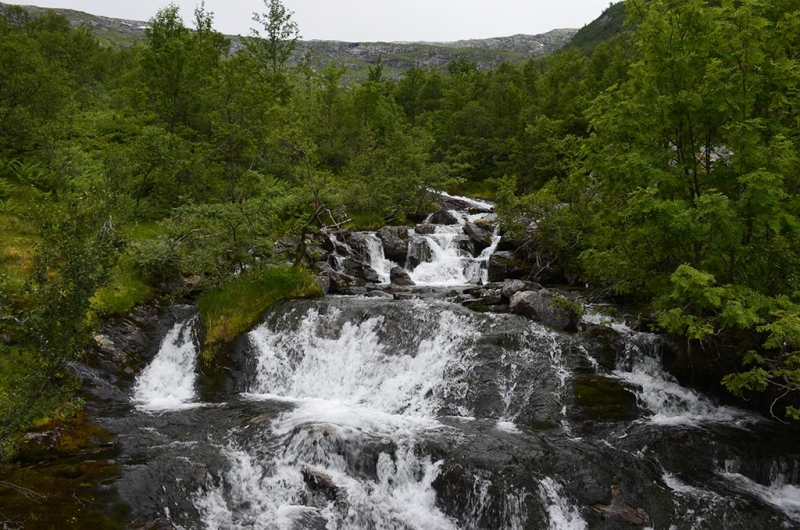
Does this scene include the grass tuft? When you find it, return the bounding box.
[198,265,322,352]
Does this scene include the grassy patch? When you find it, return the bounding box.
[90,263,155,317]
[346,211,385,231]
[198,265,323,353]
[0,205,38,297]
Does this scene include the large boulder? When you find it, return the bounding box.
[340,258,380,283]
[407,237,433,269]
[376,226,409,263]
[487,251,533,282]
[501,279,539,302]
[452,235,476,257]
[429,210,459,225]
[345,233,375,263]
[415,223,437,235]
[463,222,494,255]
[390,266,416,286]
[509,289,579,331]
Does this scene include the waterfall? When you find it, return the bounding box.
[132,317,200,412]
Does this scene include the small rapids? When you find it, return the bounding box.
[132,316,200,412]
[106,194,800,530]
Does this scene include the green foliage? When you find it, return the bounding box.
[198,265,321,350]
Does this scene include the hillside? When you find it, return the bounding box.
[566,1,629,54]
[0,2,576,78]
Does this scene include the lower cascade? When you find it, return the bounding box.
[102,197,800,529]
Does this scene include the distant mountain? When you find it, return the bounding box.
[0,2,577,79]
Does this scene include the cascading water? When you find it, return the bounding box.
[99,193,800,530]
[404,209,500,286]
[132,316,200,412]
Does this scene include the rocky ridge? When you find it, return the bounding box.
[0,2,576,77]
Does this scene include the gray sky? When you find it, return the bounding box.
[23,0,615,42]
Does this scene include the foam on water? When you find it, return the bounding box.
[721,471,800,521]
[194,304,481,529]
[132,318,200,412]
[538,477,587,530]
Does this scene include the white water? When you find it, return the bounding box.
[408,210,500,286]
[195,305,480,529]
[538,477,587,530]
[132,318,200,412]
[359,231,394,284]
[721,471,800,521]
[583,310,758,428]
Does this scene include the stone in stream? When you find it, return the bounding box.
[314,262,365,294]
[390,266,415,286]
[463,222,494,254]
[428,209,459,225]
[509,290,579,331]
[501,279,539,302]
[414,223,437,235]
[590,484,650,526]
[302,467,341,501]
[407,237,433,268]
[376,226,409,263]
[452,235,476,257]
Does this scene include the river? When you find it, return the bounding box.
[69,196,800,529]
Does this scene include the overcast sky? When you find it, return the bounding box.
[23,0,614,42]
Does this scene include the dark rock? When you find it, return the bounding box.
[415,223,437,235]
[390,266,415,286]
[487,251,533,282]
[463,222,494,254]
[340,258,381,283]
[473,217,495,231]
[429,210,459,225]
[376,226,409,263]
[314,262,365,294]
[345,233,374,262]
[452,235,476,257]
[394,292,416,301]
[407,237,433,268]
[300,467,339,501]
[509,290,579,331]
[274,236,302,256]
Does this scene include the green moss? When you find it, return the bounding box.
[198,265,322,353]
[573,375,638,421]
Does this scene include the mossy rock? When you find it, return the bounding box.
[573,375,638,422]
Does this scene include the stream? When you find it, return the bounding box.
[57,196,800,528]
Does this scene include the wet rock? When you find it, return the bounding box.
[407,237,433,268]
[473,217,495,231]
[390,266,415,286]
[463,222,493,254]
[345,232,374,262]
[590,484,650,526]
[316,274,331,294]
[376,226,409,263]
[302,467,341,500]
[487,251,533,282]
[393,292,416,301]
[429,210,459,225]
[340,258,381,283]
[453,235,476,257]
[573,375,638,422]
[415,223,437,235]
[509,290,579,331]
[314,262,365,294]
[501,279,539,302]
